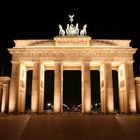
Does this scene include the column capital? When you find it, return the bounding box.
[0,77,10,84]
[101,61,112,65]
[11,60,20,64]
[55,62,63,69]
[18,61,28,65]
[54,61,63,64]
[135,77,140,84]
[81,61,90,69]
[32,60,41,64]
[126,60,134,64]
[2,83,8,86]
[120,60,134,65]
[82,60,90,64]
[0,82,2,88]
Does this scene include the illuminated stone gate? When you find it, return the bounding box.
[1,15,139,114]
[7,36,138,114]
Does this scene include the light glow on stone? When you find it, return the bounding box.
[6,36,138,114]
[9,96,15,113]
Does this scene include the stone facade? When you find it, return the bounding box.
[0,77,10,113]
[0,36,138,114]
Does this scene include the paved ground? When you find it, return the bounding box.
[0,113,140,140]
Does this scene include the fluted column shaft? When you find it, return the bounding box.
[126,62,136,113]
[31,62,40,113]
[9,62,20,113]
[38,64,44,113]
[1,84,9,113]
[0,83,2,111]
[82,62,91,113]
[118,62,136,113]
[54,62,63,113]
[135,77,140,113]
[17,63,27,113]
[100,63,114,113]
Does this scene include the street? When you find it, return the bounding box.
[0,113,140,140]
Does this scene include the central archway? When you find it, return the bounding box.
[63,70,81,112]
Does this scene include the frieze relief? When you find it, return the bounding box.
[12,50,133,61]
[119,80,126,90]
[101,80,104,88]
[19,80,25,88]
[40,80,44,88]
[55,40,89,46]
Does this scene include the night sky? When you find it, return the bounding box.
[0,1,140,110]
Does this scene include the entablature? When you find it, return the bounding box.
[8,47,137,62]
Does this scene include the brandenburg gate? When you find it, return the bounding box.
[1,15,140,114]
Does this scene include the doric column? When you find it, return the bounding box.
[100,63,114,113]
[118,62,136,113]
[9,61,20,113]
[54,62,63,113]
[17,63,27,113]
[31,61,40,113]
[82,62,91,113]
[126,62,136,113]
[1,84,9,113]
[118,63,127,113]
[0,82,2,111]
[0,77,10,113]
[38,63,44,113]
[135,77,140,113]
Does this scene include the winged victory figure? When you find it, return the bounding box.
[69,14,74,24]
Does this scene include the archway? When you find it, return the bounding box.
[63,70,81,112]
[44,70,54,112]
[112,70,119,113]
[91,70,101,112]
[25,70,32,112]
